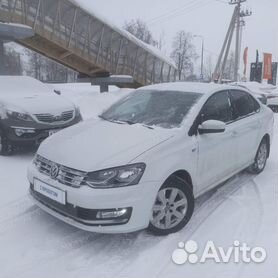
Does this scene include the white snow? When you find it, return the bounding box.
[143,81,235,95]
[0,83,277,278]
[232,81,277,94]
[0,76,76,115]
[0,76,52,95]
[0,22,32,29]
[52,83,133,119]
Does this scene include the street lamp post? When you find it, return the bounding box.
[194,35,204,81]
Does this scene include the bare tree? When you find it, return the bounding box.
[24,48,77,82]
[203,55,214,81]
[1,45,23,75]
[123,19,157,46]
[170,31,197,80]
[157,31,166,51]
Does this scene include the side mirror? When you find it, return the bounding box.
[54,89,61,95]
[198,120,226,135]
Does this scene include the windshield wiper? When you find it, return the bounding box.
[98,116,130,125]
[98,116,154,129]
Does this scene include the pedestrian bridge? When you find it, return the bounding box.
[0,0,177,87]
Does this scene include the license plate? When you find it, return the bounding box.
[49,129,61,136]
[34,179,66,205]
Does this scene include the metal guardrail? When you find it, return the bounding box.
[0,0,177,86]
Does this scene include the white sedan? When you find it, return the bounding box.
[27,82,274,235]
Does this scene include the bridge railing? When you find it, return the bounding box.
[0,0,177,86]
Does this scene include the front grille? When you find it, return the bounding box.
[35,110,74,124]
[34,155,87,188]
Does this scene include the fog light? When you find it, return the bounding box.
[96,208,128,219]
[14,128,35,137]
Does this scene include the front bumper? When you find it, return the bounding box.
[0,115,82,145]
[28,164,159,233]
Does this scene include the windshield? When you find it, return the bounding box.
[100,90,202,129]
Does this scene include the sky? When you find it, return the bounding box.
[74,0,278,77]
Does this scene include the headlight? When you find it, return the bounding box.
[75,106,81,117]
[85,163,146,188]
[7,110,33,121]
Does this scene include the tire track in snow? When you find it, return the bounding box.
[116,172,256,278]
[2,230,105,278]
[0,195,34,223]
[0,172,265,278]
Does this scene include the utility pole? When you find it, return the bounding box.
[229,0,252,81]
[213,7,238,83]
[213,0,251,83]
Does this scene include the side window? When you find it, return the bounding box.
[230,90,258,119]
[201,91,233,123]
[249,95,261,112]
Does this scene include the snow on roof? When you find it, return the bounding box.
[1,22,32,29]
[139,82,231,94]
[232,81,276,90]
[69,0,176,68]
[0,76,50,94]
[231,81,277,94]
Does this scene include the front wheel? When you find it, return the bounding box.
[0,131,13,156]
[148,176,194,236]
[248,138,269,174]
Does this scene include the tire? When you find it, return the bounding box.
[148,175,194,236]
[248,138,269,174]
[0,130,13,156]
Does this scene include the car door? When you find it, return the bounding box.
[196,91,237,193]
[229,90,262,169]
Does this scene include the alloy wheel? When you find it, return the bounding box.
[151,187,188,230]
[256,142,268,171]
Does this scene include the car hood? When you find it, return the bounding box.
[38,118,175,172]
[0,94,75,115]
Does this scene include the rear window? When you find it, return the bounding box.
[230,90,259,119]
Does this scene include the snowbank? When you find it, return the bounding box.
[53,83,133,119]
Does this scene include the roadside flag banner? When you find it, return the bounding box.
[263,53,272,80]
[243,47,248,76]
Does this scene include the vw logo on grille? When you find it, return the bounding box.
[50,163,59,179]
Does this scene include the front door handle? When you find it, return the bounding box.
[231,131,238,137]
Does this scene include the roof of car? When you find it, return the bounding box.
[140,82,237,95]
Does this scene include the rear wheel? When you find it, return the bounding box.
[248,138,269,174]
[148,176,194,236]
[0,130,13,156]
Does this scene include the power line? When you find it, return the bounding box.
[146,0,228,26]
[148,0,214,26]
[146,0,198,24]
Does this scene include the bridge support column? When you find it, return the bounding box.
[100,83,109,93]
[78,75,136,93]
[0,41,5,75]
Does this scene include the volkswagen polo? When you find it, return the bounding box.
[28,82,274,235]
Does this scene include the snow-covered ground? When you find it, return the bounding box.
[0,84,277,278]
